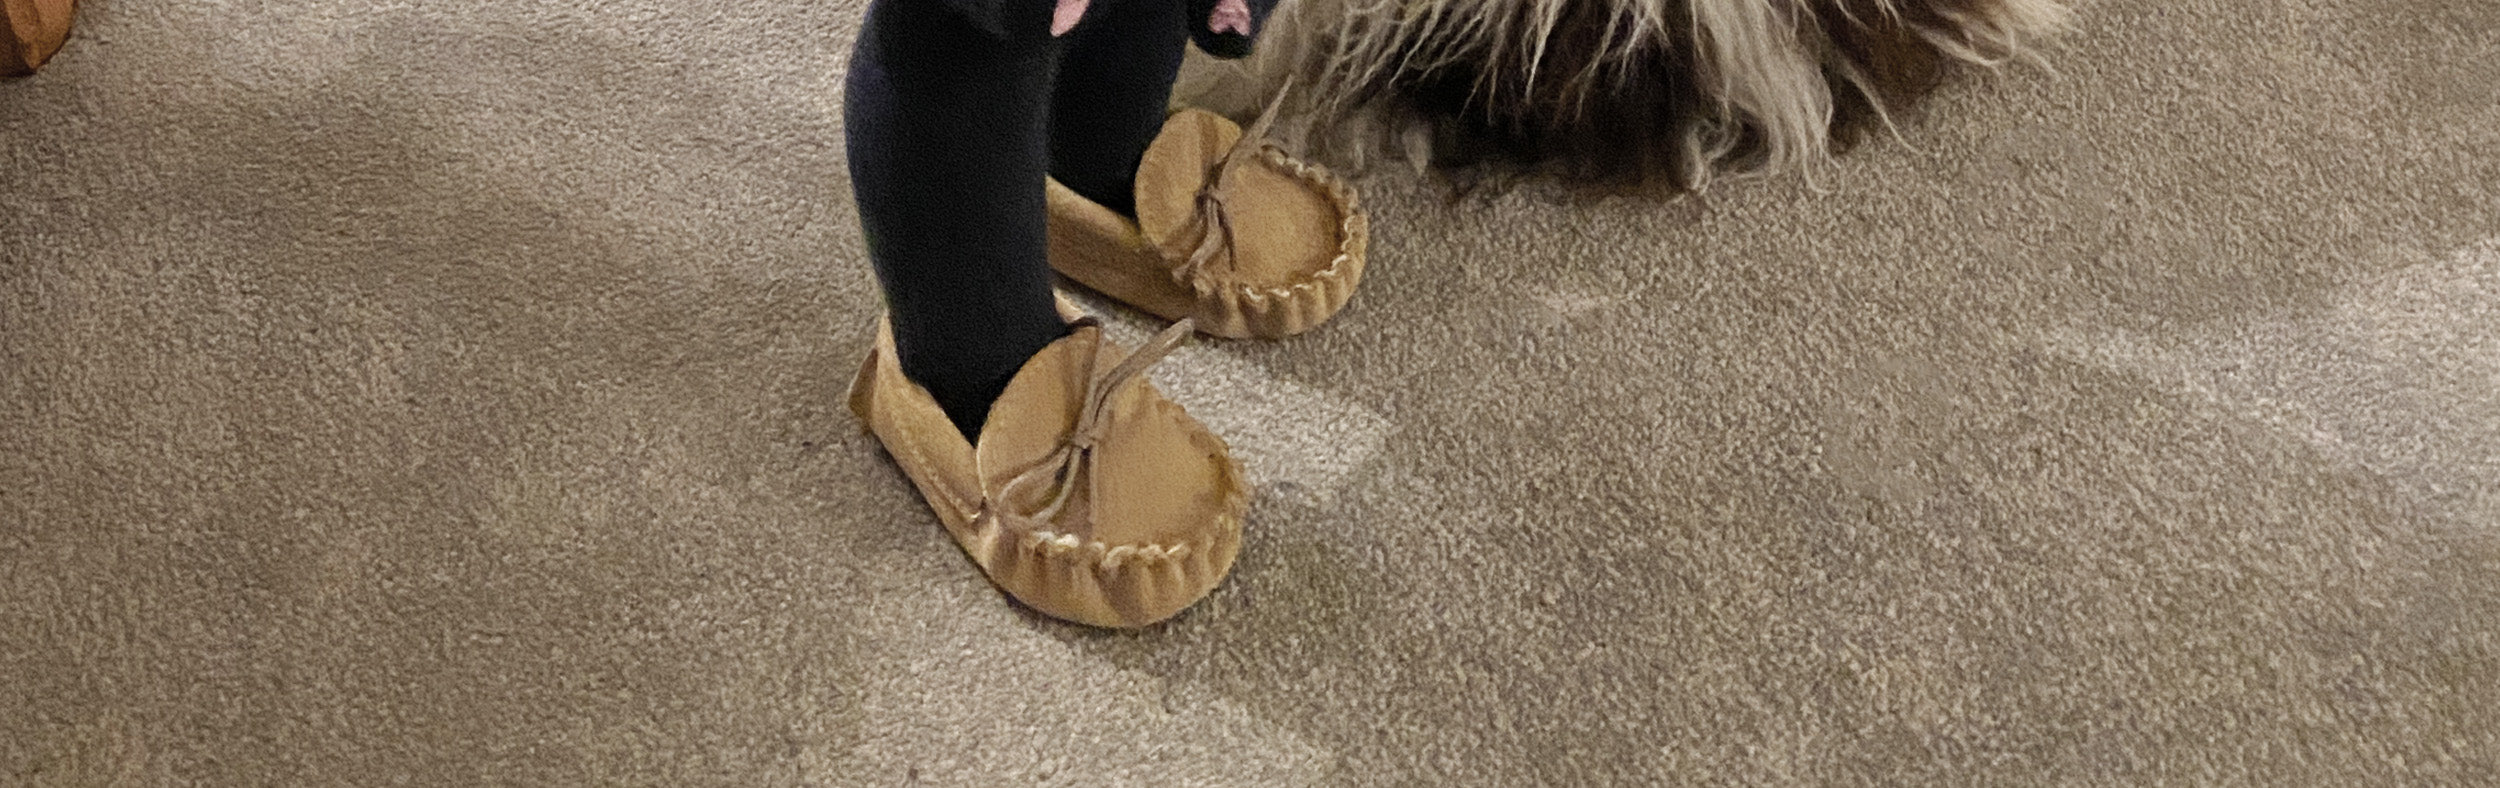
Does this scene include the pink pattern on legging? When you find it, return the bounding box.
[1053,0,1250,37]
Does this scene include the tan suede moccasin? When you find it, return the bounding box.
[1047,85,1368,339]
[846,307,1249,629]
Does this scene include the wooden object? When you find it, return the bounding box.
[3,0,76,76]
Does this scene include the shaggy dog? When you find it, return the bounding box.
[1182,0,2069,191]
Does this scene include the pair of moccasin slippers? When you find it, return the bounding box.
[848,93,1368,628]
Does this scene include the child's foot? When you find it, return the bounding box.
[849,306,1250,628]
[1046,85,1369,339]
[897,318,1070,442]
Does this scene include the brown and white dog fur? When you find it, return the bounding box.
[1179,0,2069,192]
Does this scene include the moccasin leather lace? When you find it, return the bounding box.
[1171,77,1295,287]
[992,317,1199,528]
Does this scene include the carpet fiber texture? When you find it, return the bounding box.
[4,0,2498,784]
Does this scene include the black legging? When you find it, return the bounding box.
[846,0,1231,439]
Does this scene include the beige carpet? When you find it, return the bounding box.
[6,0,2498,784]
